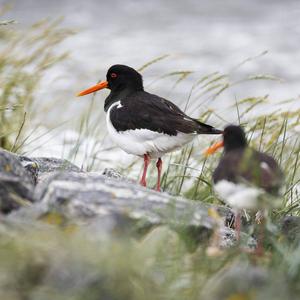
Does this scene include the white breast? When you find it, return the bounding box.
[106,101,196,158]
[214,180,264,210]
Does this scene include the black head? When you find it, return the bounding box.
[223,125,247,152]
[106,65,144,92]
[77,64,144,112]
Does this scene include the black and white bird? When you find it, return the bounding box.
[77,65,222,191]
[205,125,284,253]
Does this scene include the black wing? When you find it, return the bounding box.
[213,148,284,195]
[110,91,221,136]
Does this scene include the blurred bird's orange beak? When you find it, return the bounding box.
[204,141,224,156]
[76,81,108,97]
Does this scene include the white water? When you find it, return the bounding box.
[2,0,300,173]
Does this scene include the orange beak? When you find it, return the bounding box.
[76,81,108,97]
[204,141,224,156]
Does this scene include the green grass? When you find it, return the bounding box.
[1,15,300,300]
[0,16,73,150]
[0,216,299,300]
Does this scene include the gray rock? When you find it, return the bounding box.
[30,172,257,247]
[0,149,252,248]
[35,171,213,220]
[220,226,257,249]
[18,156,81,183]
[30,157,81,174]
[0,149,34,213]
[102,168,124,180]
[33,172,222,240]
[18,156,39,184]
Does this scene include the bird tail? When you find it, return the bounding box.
[194,119,223,134]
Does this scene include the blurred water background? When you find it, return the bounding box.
[1,0,300,171]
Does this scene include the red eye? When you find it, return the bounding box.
[111,73,117,78]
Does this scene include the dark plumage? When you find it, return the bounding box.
[77,64,222,191]
[207,125,284,252]
[110,91,220,136]
[105,65,221,136]
[213,125,284,195]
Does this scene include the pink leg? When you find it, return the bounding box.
[156,158,162,192]
[140,154,150,187]
[235,210,241,242]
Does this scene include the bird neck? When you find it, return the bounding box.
[224,144,247,153]
[104,87,139,112]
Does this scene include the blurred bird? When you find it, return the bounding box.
[205,125,284,254]
[77,65,222,191]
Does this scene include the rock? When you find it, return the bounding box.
[0,149,81,213]
[18,156,39,184]
[6,206,142,243]
[102,168,124,180]
[0,149,253,248]
[18,156,81,183]
[0,149,35,213]
[32,172,224,241]
[30,157,81,174]
[35,171,213,222]
[29,171,257,248]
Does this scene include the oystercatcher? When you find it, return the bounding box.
[77,64,222,191]
[205,125,284,254]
